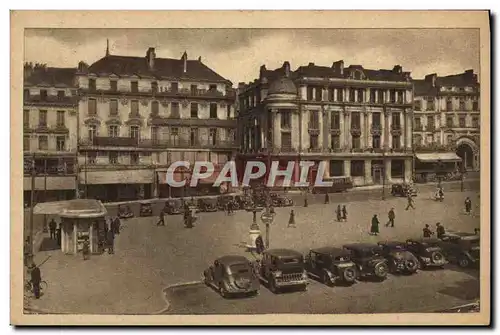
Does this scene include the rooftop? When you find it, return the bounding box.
[24,65,77,88]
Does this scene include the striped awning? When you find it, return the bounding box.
[33,199,107,218]
[415,152,462,163]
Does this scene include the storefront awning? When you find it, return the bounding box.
[79,169,154,184]
[415,152,462,163]
[34,199,107,218]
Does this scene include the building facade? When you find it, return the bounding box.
[237,61,414,187]
[77,47,237,202]
[23,64,79,205]
[413,70,480,171]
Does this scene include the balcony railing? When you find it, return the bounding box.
[308,122,319,130]
[426,125,435,131]
[79,136,139,147]
[82,86,233,99]
[414,144,457,152]
[414,125,423,131]
[137,138,237,149]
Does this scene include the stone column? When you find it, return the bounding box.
[318,109,324,149]
[338,109,344,149]
[400,111,405,149]
[344,159,351,177]
[404,158,412,183]
[387,112,393,149]
[384,158,392,183]
[272,110,281,148]
[380,111,385,149]
[334,88,338,102]
[323,108,329,151]
[343,110,350,150]
[367,112,373,149]
[354,90,358,103]
[406,112,413,150]
[360,111,365,149]
[364,159,373,185]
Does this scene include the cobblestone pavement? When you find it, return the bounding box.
[26,187,481,314]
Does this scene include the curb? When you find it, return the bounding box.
[153,280,203,315]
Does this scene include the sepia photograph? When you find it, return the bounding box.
[10,10,490,326]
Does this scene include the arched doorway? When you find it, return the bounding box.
[456,143,474,170]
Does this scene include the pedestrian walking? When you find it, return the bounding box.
[423,224,434,238]
[288,210,296,228]
[269,205,275,215]
[49,218,57,240]
[303,196,308,208]
[386,208,395,227]
[114,217,121,234]
[342,205,348,222]
[405,194,415,210]
[370,215,380,236]
[56,224,62,247]
[465,197,472,215]
[436,222,445,239]
[335,205,342,222]
[324,192,330,204]
[29,262,41,299]
[255,234,265,254]
[107,229,115,254]
[157,209,166,226]
[82,238,90,260]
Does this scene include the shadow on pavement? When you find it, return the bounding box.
[38,237,60,252]
[438,278,480,301]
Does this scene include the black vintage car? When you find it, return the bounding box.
[139,202,153,217]
[391,183,418,197]
[377,241,419,274]
[203,255,260,298]
[342,243,389,280]
[269,192,293,207]
[438,232,480,268]
[235,195,254,211]
[164,199,184,215]
[255,248,308,293]
[198,198,218,212]
[117,204,134,219]
[311,177,354,194]
[217,195,240,211]
[304,247,358,286]
[404,238,447,269]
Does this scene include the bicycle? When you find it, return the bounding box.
[24,279,48,296]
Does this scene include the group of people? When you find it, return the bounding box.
[423,222,446,238]
[48,219,62,247]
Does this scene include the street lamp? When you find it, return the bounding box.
[460,160,467,192]
[382,148,386,200]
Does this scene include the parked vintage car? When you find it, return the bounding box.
[203,255,260,298]
[139,202,153,217]
[438,232,480,268]
[404,238,448,269]
[255,248,308,293]
[235,195,254,211]
[117,204,134,219]
[377,241,419,274]
[164,199,184,215]
[304,247,358,286]
[198,198,218,212]
[342,243,389,280]
[217,195,240,211]
[311,177,354,194]
[391,183,418,197]
[269,192,294,207]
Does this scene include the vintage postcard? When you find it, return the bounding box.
[11,10,490,326]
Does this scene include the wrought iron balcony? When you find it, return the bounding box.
[414,125,423,131]
[414,144,457,152]
[370,124,382,135]
[137,138,237,149]
[350,126,361,136]
[79,136,139,147]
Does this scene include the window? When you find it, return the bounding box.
[171,102,180,117]
[390,89,396,103]
[446,116,454,128]
[352,135,361,149]
[209,84,217,91]
[151,101,159,116]
[459,98,465,110]
[426,134,433,144]
[190,128,198,146]
[350,160,364,177]
[392,135,400,149]
[110,99,118,116]
[24,89,30,100]
[130,126,139,139]
[427,116,435,130]
[397,90,404,104]
[331,135,340,150]
[110,80,118,92]
[56,136,65,151]
[38,110,47,127]
[56,110,65,126]
[372,135,381,149]
[131,100,139,116]
[414,134,422,146]
[473,99,479,111]
[109,152,118,164]
[151,81,158,93]
[357,89,364,103]
[89,79,96,91]
[415,117,422,130]
[57,90,65,99]
[309,111,319,129]
[349,88,356,102]
[328,88,334,101]
[307,86,314,100]
[40,90,47,101]
[414,100,421,111]
[351,112,360,128]
[38,135,48,150]
[87,152,97,164]
[210,103,218,119]
[190,103,198,118]
[370,89,376,103]
[130,152,139,164]
[209,128,217,146]
[131,81,138,93]
[377,90,384,103]
[330,160,344,176]
[391,160,404,178]
[108,125,119,137]
[281,133,292,150]
[227,105,231,119]
[372,112,381,126]
[426,97,434,110]
[337,89,344,102]
[171,82,179,92]
[170,127,179,145]
[331,112,340,129]
[24,136,30,151]
[315,87,322,102]
[23,109,29,127]
[151,127,158,142]
[447,134,454,145]
[310,135,318,149]
[459,116,466,128]
[88,125,96,141]
[392,113,401,128]
[472,117,479,128]
[191,85,198,96]
[281,112,291,129]
[446,99,453,111]
[88,98,97,115]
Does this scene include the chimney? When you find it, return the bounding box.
[283,61,291,77]
[392,65,402,74]
[181,51,188,73]
[106,39,110,57]
[332,60,344,75]
[146,47,156,70]
[24,62,33,79]
[464,69,475,81]
[259,64,267,78]
[198,56,202,62]
[238,82,246,90]
[308,62,315,67]
[425,73,437,87]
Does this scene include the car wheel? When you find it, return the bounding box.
[458,256,471,268]
[405,259,418,273]
[374,262,388,279]
[219,285,228,298]
[431,251,445,264]
[269,278,278,294]
[343,268,357,283]
[322,272,333,286]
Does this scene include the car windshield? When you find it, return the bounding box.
[229,263,251,275]
[335,255,350,261]
[280,257,303,264]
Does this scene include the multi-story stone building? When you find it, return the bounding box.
[413,70,480,171]
[237,61,414,187]
[77,46,237,201]
[23,63,79,205]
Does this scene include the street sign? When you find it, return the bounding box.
[260,211,275,224]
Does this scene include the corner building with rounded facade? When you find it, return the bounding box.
[237,61,414,187]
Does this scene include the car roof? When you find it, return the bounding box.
[408,238,441,244]
[216,255,250,266]
[311,246,350,256]
[378,241,405,247]
[343,243,380,250]
[444,231,477,237]
[264,248,303,258]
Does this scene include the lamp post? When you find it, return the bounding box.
[460,160,466,192]
[382,149,386,200]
